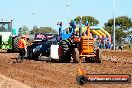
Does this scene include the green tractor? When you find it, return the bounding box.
[0,20,19,52]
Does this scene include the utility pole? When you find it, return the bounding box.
[113,0,116,50]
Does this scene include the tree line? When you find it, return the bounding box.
[18,25,58,35]
[19,16,132,44]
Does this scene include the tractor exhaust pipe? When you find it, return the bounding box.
[79,16,82,37]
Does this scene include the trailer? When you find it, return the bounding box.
[26,33,60,61]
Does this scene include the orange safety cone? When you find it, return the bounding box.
[78,67,87,75]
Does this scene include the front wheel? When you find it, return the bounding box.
[85,57,95,63]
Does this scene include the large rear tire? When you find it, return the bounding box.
[13,37,19,53]
[60,40,71,63]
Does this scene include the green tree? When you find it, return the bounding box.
[74,16,99,26]
[30,25,39,34]
[104,16,132,44]
[19,25,30,35]
[31,26,58,34]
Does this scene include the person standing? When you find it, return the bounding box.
[17,35,27,62]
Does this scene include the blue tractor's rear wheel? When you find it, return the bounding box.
[60,40,71,63]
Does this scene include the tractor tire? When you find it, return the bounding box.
[95,49,102,63]
[86,57,97,63]
[13,37,19,53]
[76,75,87,85]
[28,51,39,60]
[27,46,39,60]
[60,40,71,63]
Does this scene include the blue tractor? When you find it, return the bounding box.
[57,21,79,63]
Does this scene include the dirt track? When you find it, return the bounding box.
[0,50,132,88]
[0,74,31,88]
